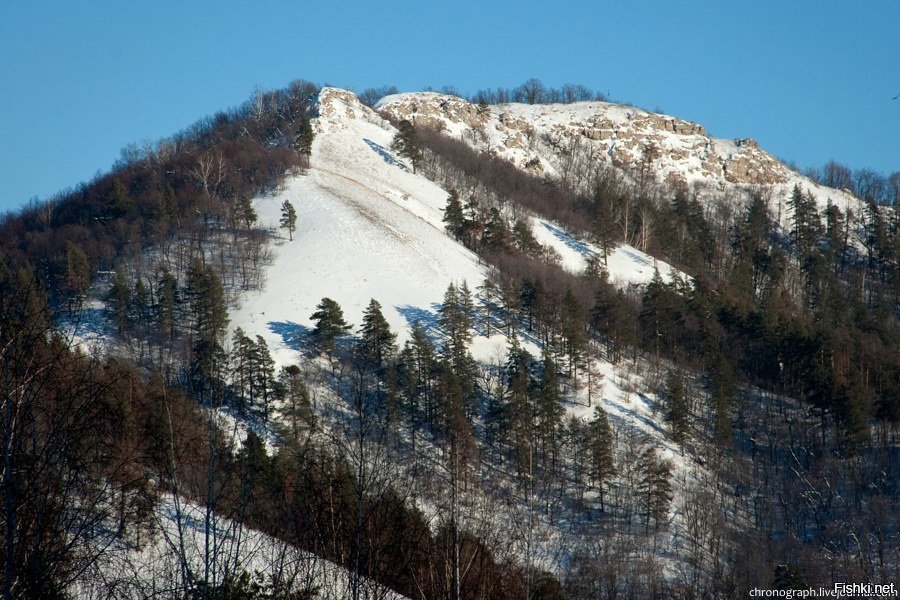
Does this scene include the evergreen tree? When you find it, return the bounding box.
[665,370,690,447]
[310,297,352,355]
[155,268,179,340]
[391,119,422,173]
[706,355,737,448]
[107,178,133,217]
[186,259,229,403]
[513,219,541,257]
[480,207,510,254]
[358,298,397,374]
[587,406,615,510]
[638,445,673,530]
[505,336,534,481]
[230,327,254,414]
[438,282,477,414]
[106,271,132,334]
[442,189,466,240]
[64,241,91,315]
[235,196,258,229]
[278,364,314,442]
[279,200,297,240]
[535,350,563,469]
[253,335,277,421]
[293,116,315,166]
[398,321,437,428]
[160,184,179,223]
[561,288,589,378]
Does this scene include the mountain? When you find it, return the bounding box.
[3,81,897,599]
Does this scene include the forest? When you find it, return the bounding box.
[0,78,897,599]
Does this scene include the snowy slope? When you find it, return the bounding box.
[221,88,709,578]
[76,495,407,599]
[229,88,488,367]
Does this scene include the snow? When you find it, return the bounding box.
[229,88,488,369]
[530,216,685,285]
[71,88,729,591]
[77,495,407,599]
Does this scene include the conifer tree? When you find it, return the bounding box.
[106,271,132,334]
[442,189,466,240]
[665,370,690,447]
[235,196,258,230]
[253,334,277,421]
[310,297,352,355]
[155,268,179,341]
[358,298,397,374]
[107,178,133,217]
[293,116,315,166]
[587,405,615,510]
[706,355,737,448]
[160,184,179,223]
[561,288,588,378]
[64,241,91,315]
[513,219,541,256]
[278,364,314,442]
[535,350,563,469]
[390,119,422,173]
[505,336,534,481]
[279,200,297,240]
[230,327,253,414]
[638,445,673,530]
[186,259,229,403]
[480,207,510,254]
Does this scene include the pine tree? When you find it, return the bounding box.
[235,196,258,230]
[310,297,351,355]
[230,327,253,414]
[186,259,229,403]
[253,335,277,421]
[505,336,534,481]
[155,268,179,340]
[390,119,422,173]
[481,207,510,253]
[442,189,466,240]
[280,200,297,240]
[160,184,179,222]
[106,271,132,334]
[587,406,615,510]
[535,350,563,469]
[638,445,673,530]
[64,241,91,315]
[706,355,736,449]
[358,298,397,374]
[293,116,315,166]
[665,370,690,447]
[561,288,588,378]
[513,219,541,256]
[278,364,314,442]
[107,178,133,217]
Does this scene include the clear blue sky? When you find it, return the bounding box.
[2,1,898,212]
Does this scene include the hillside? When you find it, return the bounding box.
[2,80,897,599]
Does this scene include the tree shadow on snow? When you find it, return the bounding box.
[395,304,444,344]
[363,139,410,172]
[267,320,313,352]
[541,221,597,260]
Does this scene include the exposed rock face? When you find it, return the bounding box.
[377,92,792,188]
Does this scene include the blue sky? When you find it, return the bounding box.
[1,1,898,212]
